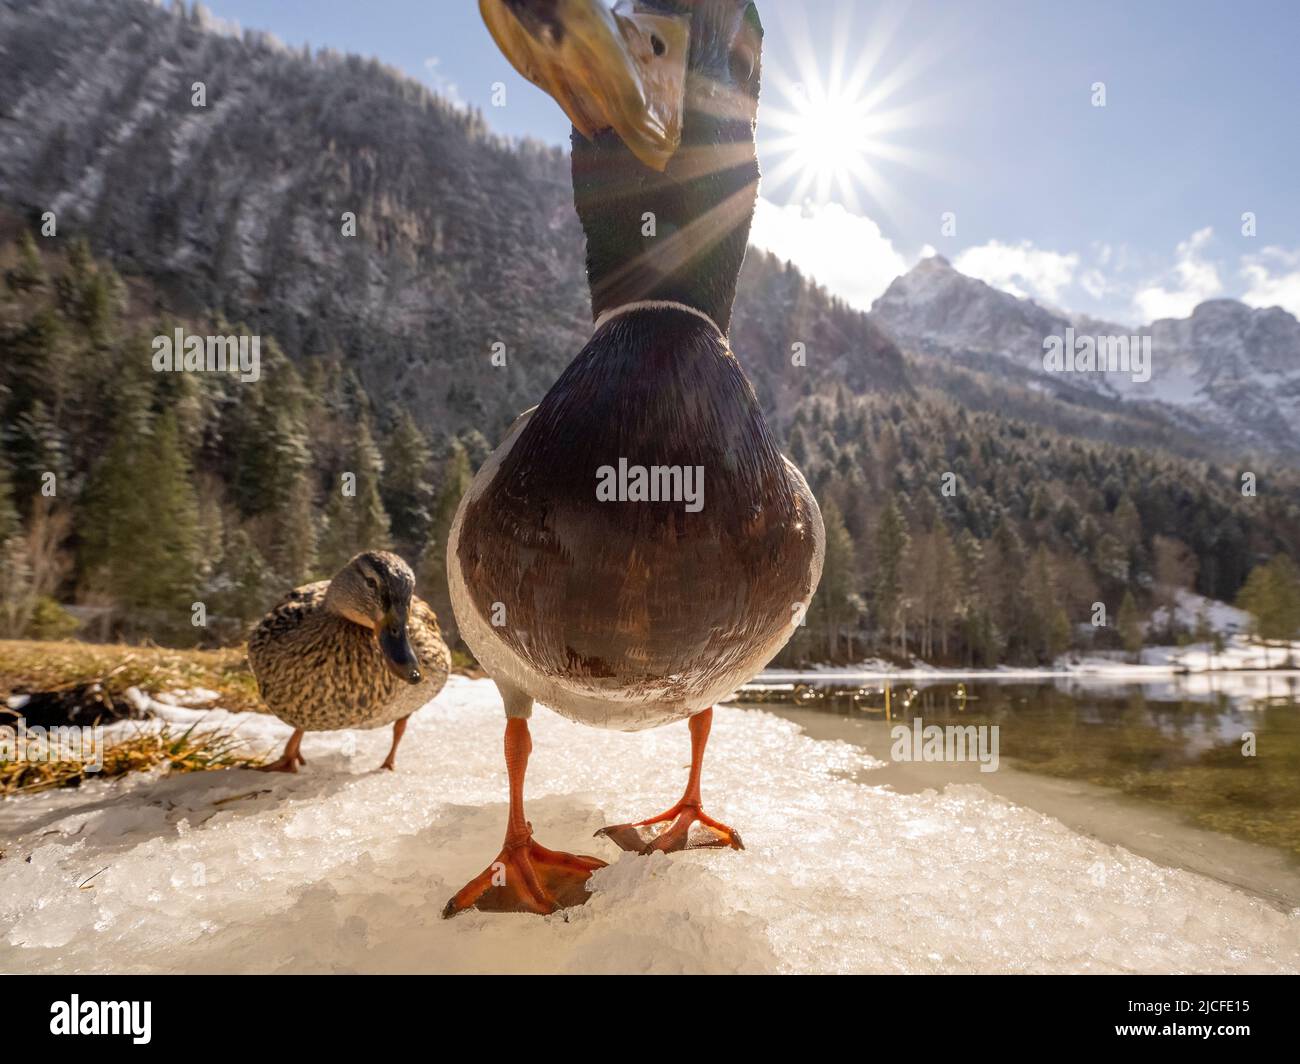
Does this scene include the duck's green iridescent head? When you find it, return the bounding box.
[326,551,423,685]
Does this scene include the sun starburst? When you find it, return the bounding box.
[757,2,947,220]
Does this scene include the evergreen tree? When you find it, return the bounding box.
[268,473,319,588]
[207,527,278,633]
[419,440,472,642]
[224,344,318,584]
[5,231,47,293]
[2,308,67,417]
[381,408,434,550]
[55,238,122,344]
[787,424,808,467]
[0,454,17,544]
[318,415,391,574]
[1236,555,1300,657]
[983,517,1025,660]
[814,499,859,660]
[873,499,909,654]
[458,428,492,471]
[11,399,69,499]
[1020,546,1066,664]
[908,523,958,661]
[0,455,30,637]
[227,342,311,517]
[80,410,201,632]
[1117,590,1144,662]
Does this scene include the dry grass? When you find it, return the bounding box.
[0,721,260,796]
[1,639,267,794]
[1,637,479,796]
[0,639,262,714]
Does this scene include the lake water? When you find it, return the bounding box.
[737,672,1300,910]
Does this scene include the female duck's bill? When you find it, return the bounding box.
[479,0,691,171]
[379,607,423,686]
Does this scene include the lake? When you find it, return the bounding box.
[737,671,1300,910]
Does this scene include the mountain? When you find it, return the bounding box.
[4,0,1288,461]
[872,254,1081,370]
[0,0,907,444]
[1142,301,1300,455]
[2,0,1299,668]
[872,256,1300,459]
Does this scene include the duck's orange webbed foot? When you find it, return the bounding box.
[257,753,305,773]
[258,729,306,773]
[596,707,744,854]
[597,800,744,854]
[442,717,605,918]
[442,829,606,918]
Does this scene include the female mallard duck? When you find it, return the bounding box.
[444,0,823,916]
[248,551,450,772]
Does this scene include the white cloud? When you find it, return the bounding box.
[1240,247,1300,317]
[748,199,908,311]
[423,56,465,108]
[1131,227,1222,322]
[1079,269,1108,301]
[953,240,1079,303]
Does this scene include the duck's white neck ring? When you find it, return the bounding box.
[593,300,725,338]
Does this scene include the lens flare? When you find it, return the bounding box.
[757,2,946,219]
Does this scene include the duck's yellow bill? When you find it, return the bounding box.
[480,0,690,171]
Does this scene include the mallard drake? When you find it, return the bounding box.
[247,551,450,772]
[443,0,823,916]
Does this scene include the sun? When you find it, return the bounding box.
[757,3,944,218]
[765,78,883,208]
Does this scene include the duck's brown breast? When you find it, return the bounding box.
[457,313,820,701]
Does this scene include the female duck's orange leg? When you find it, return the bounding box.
[379,716,408,772]
[442,718,606,918]
[597,707,744,854]
[259,728,306,773]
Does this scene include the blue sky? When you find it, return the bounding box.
[200,0,1300,324]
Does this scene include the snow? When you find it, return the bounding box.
[1,677,1298,974]
[762,629,1300,690]
[1147,588,1250,637]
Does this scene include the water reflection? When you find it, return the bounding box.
[737,675,1300,858]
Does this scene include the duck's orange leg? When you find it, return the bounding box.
[379,716,408,771]
[597,707,744,854]
[442,718,606,918]
[259,728,306,773]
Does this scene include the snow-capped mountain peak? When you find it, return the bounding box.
[870,257,1300,458]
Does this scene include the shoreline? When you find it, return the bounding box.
[749,702,1300,913]
[758,665,1300,683]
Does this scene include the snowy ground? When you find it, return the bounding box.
[763,591,1298,686]
[2,677,1298,974]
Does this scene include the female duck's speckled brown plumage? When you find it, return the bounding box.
[248,551,449,771]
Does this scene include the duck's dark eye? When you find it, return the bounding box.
[731,4,763,85]
[730,44,756,84]
[651,33,666,57]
